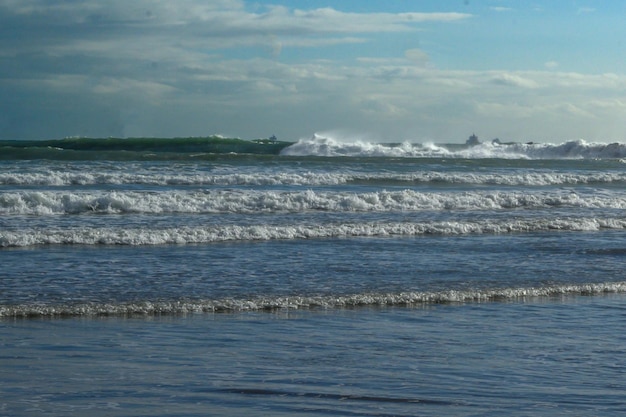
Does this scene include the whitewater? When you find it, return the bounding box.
[281,134,626,159]
[2,134,626,416]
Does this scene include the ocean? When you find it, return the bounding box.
[1,135,626,416]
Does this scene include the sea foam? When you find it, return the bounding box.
[2,281,626,318]
[281,135,626,159]
[1,188,625,215]
[2,217,625,247]
[3,169,626,187]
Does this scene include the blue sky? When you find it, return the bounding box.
[0,0,624,142]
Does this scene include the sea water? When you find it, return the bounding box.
[1,135,626,416]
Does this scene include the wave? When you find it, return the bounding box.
[2,169,626,187]
[281,135,626,159]
[2,135,626,160]
[2,217,625,247]
[0,170,349,187]
[2,281,625,318]
[0,136,292,160]
[2,189,625,215]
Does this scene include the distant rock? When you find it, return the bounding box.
[466,133,480,146]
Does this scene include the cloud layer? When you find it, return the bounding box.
[0,0,624,142]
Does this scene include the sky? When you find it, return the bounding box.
[1,0,625,143]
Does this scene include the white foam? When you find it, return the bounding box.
[1,188,624,216]
[282,135,452,157]
[281,135,626,159]
[2,217,625,247]
[2,164,625,188]
[2,281,626,318]
[0,169,350,187]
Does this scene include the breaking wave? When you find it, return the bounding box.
[2,217,625,247]
[2,135,625,160]
[3,169,626,187]
[2,189,625,215]
[281,134,626,159]
[2,281,626,318]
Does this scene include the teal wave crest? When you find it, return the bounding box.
[0,136,295,160]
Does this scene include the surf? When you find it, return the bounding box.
[2,188,625,216]
[2,134,626,160]
[2,217,625,248]
[281,134,626,159]
[3,281,626,318]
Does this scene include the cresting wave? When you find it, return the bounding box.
[282,135,626,159]
[1,135,625,160]
[2,218,625,247]
[0,136,291,159]
[2,281,626,318]
[2,169,626,187]
[0,170,347,187]
[2,189,625,215]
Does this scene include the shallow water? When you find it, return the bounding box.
[3,294,626,416]
[1,231,625,314]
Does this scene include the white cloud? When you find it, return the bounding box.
[0,1,623,142]
[404,48,430,66]
[0,1,469,67]
[489,73,539,88]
